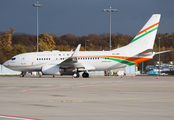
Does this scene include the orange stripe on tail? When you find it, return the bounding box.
[136,22,159,36]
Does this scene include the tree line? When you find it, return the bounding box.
[0,28,174,70]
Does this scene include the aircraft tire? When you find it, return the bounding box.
[82,72,89,78]
[73,73,80,78]
[20,74,24,77]
[20,72,24,77]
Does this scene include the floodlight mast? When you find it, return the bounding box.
[103,7,118,51]
[158,37,161,75]
[33,1,42,52]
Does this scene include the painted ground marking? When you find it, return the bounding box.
[115,98,174,102]
[23,81,166,92]
[0,114,42,120]
[45,100,98,103]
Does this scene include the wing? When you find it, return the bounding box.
[59,44,95,72]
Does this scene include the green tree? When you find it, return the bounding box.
[171,52,174,61]
[57,45,64,51]
[63,45,70,51]
[0,30,13,51]
[39,42,50,51]
[57,45,70,51]
[39,33,56,51]
[169,46,173,51]
[86,43,95,51]
[153,43,158,52]
[0,27,15,64]
[161,46,165,51]
[8,44,26,57]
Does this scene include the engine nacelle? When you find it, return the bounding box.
[42,65,61,75]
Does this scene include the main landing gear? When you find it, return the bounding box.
[82,72,89,78]
[20,71,24,77]
[72,72,89,78]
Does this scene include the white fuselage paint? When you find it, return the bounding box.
[3,50,153,72]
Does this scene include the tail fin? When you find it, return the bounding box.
[112,14,161,55]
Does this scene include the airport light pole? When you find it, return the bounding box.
[85,40,89,51]
[33,1,42,52]
[142,62,144,74]
[103,7,118,51]
[158,37,161,75]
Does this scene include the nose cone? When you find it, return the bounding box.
[3,60,9,67]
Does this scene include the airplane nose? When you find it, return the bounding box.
[3,61,6,66]
[3,61,5,66]
[3,61,9,67]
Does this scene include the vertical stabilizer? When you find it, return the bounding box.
[130,14,161,50]
[112,14,161,55]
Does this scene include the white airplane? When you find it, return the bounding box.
[3,14,169,78]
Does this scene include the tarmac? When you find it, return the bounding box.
[0,75,174,120]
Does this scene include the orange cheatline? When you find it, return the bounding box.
[136,22,159,36]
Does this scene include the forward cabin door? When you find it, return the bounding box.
[21,55,26,65]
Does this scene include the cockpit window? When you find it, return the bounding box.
[11,57,16,60]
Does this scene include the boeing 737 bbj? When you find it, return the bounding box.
[3,14,168,78]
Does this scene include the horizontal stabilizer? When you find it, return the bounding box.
[155,50,171,55]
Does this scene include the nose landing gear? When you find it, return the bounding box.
[73,73,80,78]
[20,71,24,77]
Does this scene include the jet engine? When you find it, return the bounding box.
[42,65,61,75]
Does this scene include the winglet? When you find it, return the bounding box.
[71,44,81,57]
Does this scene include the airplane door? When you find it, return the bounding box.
[21,55,26,65]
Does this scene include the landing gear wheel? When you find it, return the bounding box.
[73,73,80,78]
[82,72,89,78]
[20,72,24,77]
